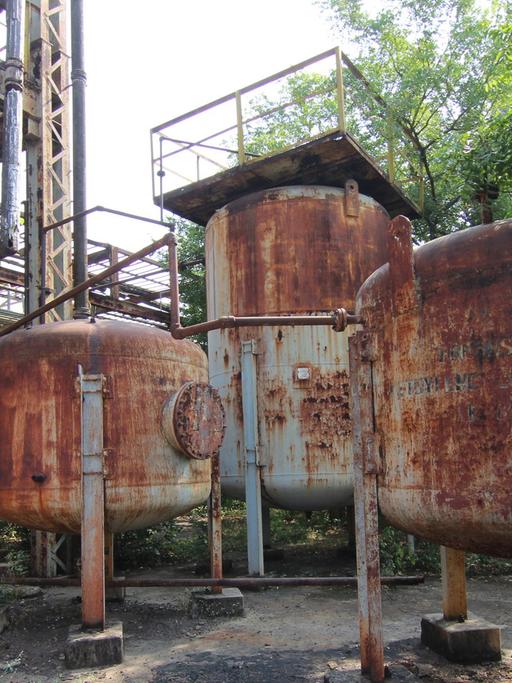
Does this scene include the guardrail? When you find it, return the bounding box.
[150,47,425,215]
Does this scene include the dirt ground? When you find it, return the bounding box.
[0,549,511,683]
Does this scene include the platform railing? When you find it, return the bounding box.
[150,47,425,214]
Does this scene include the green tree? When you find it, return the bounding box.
[170,217,207,349]
[318,0,512,239]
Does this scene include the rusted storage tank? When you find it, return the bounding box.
[356,217,512,556]
[0,319,224,533]
[206,185,390,509]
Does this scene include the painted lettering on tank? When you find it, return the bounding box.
[435,337,512,363]
[395,372,482,398]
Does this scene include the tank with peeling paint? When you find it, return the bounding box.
[356,217,512,556]
[206,185,390,510]
[0,319,224,534]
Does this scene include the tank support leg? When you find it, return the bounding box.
[441,547,467,620]
[241,340,264,576]
[208,451,223,593]
[349,332,385,683]
[262,505,272,549]
[79,372,106,629]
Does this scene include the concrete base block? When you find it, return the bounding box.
[421,612,502,663]
[65,621,123,669]
[190,587,244,618]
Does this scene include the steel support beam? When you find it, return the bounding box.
[208,451,223,593]
[79,372,106,630]
[241,339,264,576]
[349,331,385,683]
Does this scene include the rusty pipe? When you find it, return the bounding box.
[170,311,362,339]
[168,225,180,332]
[0,232,174,338]
[0,0,25,258]
[1,575,424,588]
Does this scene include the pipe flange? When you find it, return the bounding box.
[162,382,225,460]
[332,308,348,332]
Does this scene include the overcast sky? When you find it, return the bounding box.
[83,0,335,249]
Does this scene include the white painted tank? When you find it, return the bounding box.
[206,185,390,510]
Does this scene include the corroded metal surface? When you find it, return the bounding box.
[0,319,212,534]
[206,185,390,509]
[356,217,512,557]
[162,382,225,460]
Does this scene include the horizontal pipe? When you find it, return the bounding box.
[0,232,174,338]
[171,313,362,339]
[1,575,424,588]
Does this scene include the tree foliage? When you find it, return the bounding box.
[318,0,512,239]
[167,217,207,349]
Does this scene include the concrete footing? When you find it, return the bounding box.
[65,621,123,669]
[190,587,244,618]
[421,612,502,663]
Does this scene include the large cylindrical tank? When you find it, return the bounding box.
[356,218,512,556]
[206,185,390,510]
[0,319,224,534]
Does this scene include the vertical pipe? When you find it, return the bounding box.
[70,0,89,316]
[0,0,25,258]
[241,339,264,576]
[80,371,106,629]
[167,226,180,332]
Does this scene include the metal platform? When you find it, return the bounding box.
[159,132,420,226]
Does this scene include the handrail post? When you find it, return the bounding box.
[386,109,396,184]
[235,91,245,164]
[335,47,346,134]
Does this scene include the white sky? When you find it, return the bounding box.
[83,0,335,250]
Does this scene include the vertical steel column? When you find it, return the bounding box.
[70,0,89,316]
[208,451,223,594]
[80,372,106,630]
[241,340,264,576]
[0,0,25,258]
[25,0,73,320]
[349,331,385,683]
[441,547,467,621]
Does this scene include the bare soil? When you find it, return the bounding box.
[0,547,510,683]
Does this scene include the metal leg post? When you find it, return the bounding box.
[79,372,106,629]
[349,331,385,683]
[441,547,467,621]
[262,505,272,549]
[208,451,223,593]
[241,340,264,576]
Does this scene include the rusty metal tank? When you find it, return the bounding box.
[356,217,512,556]
[206,184,390,510]
[0,319,224,533]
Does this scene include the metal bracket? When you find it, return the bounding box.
[345,179,360,217]
[363,434,382,475]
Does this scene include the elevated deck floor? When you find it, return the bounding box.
[159,132,420,226]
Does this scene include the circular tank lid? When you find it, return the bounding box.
[162,382,225,460]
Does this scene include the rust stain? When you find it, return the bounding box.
[0,319,212,534]
[357,218,512,557]
[208,186,389,317]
